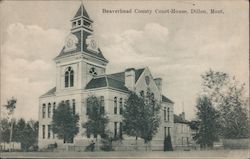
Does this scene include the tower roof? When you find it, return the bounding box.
[74,4,90,19]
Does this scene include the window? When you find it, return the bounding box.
[42,104,46,118]
[53,102,56,114]
[48,125,51,139]
[70,70,74,87]
[84,20,91,27]
[42,125,45,139]
[100,96,105,114]
[72,99,75,115]
[65,67,74,88]
[168,127,170,136]
[114,97,117,114]
[167,108,170,121]
[114,122,118,138]
[119,98,123,114]
[119,122,123,138]
[65,71,69,88]
[164,126,167,137]
[164,107,166,121]
[72,22,76,28]
[140,91,144,97]
[48,103,51,118]
[78,20,81,25]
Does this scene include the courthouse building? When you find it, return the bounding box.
[38,4,174,150]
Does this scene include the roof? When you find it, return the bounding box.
[174,114,189,124]
[74,4,90,19]
[85,75,129,92]
[108,68,145,83]
[162,95,174,104]
[55,31,108,63]
[85,68,145,91]
[41,87,56,97]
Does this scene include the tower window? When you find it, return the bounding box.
[65,67,74,88]
[84,20,91,27]
[48,103,51,118]
[72,22,76,28]
[78,20,81,25]
[42,104,46,118]
[114,97,117,114]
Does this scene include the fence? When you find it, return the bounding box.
[223,138,250,149]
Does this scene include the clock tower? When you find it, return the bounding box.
[54,4,108,93]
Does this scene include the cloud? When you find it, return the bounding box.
[100,22,249,119]
[1,23,66,120]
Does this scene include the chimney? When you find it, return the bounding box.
[154,78,162,95]
[180,112,185,120]
[125,68,135,91]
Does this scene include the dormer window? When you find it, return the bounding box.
[65,67,74,88]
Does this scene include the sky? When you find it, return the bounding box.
[0,0,249,120]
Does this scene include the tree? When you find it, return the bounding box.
[201,69,249,139]
[123,91,160,149]
[52,101,79,143]
[0,118,38,151]
[194,96,219,149]
[3,97,17,146]
[218,79,249,138]
[0,118,11,143]
[82,96,108,139]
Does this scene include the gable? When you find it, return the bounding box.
[134,67,161,101]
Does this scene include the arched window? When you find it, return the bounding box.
[119,98,123,115]
[48,103,51,118]
[65,67,74,88]
[164,107,166,121]
[53,102,56,114]
[70,69,74,87]
[42,104,46,118]
[114,97,117,114]
[65,71,69,88]
[167,108,170,121]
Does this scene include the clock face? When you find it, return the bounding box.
[90,39,97,49]
[66,39,74,48]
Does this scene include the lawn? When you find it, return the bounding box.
[1,149,249,159]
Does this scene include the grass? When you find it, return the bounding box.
[1,149,249,159]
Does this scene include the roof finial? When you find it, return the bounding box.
[182,101,184,113]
